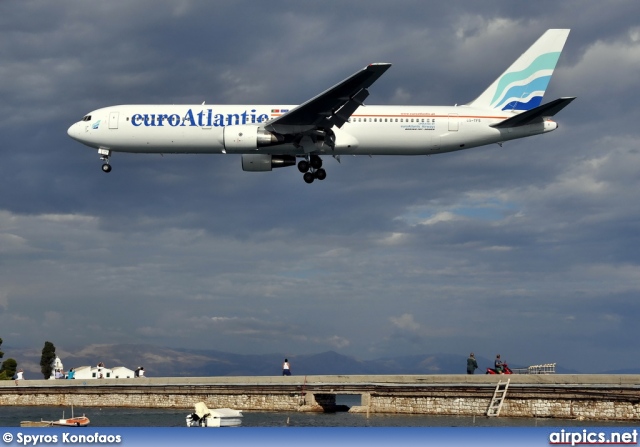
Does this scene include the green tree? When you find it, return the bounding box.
[0,338,14,380]
[0,358,17,380]
[40,341,56,379]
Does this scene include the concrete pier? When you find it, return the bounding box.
[1,375,639,420]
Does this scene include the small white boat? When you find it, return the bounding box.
[186,402,242,427]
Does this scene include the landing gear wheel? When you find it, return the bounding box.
[101,163,112,173]
[310,156,323,170]
[297,160,310,173]
[315,168,326,181]
[303,172,315,184]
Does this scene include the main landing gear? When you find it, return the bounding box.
[98,148,112,173]
[298,155,326,184]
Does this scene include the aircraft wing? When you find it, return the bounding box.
[264,63,391,135]
[491,97,576,128]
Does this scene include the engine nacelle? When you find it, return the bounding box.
[224,125,281,153]
[241,154,296,172]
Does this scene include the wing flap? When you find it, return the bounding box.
[331,87,370,126]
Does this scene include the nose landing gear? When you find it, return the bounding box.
[298,155,326,184]
[98,148,112,173]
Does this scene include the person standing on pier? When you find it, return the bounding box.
[282,359,291,376]
[467,353,478,374]
[495,354,504,374]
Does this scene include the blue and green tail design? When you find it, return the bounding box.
[468,29,570,113]
[491,52,562,111]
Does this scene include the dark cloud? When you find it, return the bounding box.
[1,0,639,373]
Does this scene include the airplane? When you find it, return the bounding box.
[68,29,575,184]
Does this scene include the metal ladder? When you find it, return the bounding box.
[486,378,510,417]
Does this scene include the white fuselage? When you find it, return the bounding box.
[67,104,558,157]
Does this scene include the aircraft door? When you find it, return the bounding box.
[109,112,119,129]
[448,113,459,131]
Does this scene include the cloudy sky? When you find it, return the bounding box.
[1,1,639,373]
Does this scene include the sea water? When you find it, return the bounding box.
[1,396,638,428]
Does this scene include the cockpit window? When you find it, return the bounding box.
[82,115,92,121]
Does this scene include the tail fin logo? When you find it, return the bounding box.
[491,52,561,112]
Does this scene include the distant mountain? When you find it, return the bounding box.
[4,343,582,378]
[367,353,479,374]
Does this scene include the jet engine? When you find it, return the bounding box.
[241,154,296,172]
[224,125,282,152]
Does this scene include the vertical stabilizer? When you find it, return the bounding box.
[468,29,570,112]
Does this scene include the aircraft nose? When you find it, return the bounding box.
[67,122,81,141]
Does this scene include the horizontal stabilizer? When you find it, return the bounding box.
[491,97,576,128]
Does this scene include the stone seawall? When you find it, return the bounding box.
[0,390,309,412]
[1,375,639,420]
[351,392,640,420]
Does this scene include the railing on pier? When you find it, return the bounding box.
[511,363,556,374]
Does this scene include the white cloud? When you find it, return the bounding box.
[390,314,420,332]
[0,1,639,373]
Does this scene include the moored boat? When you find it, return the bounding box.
[20,413,89,428]
[186,402,242,427]
[51,415,90,427]
[20,420,53,427]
